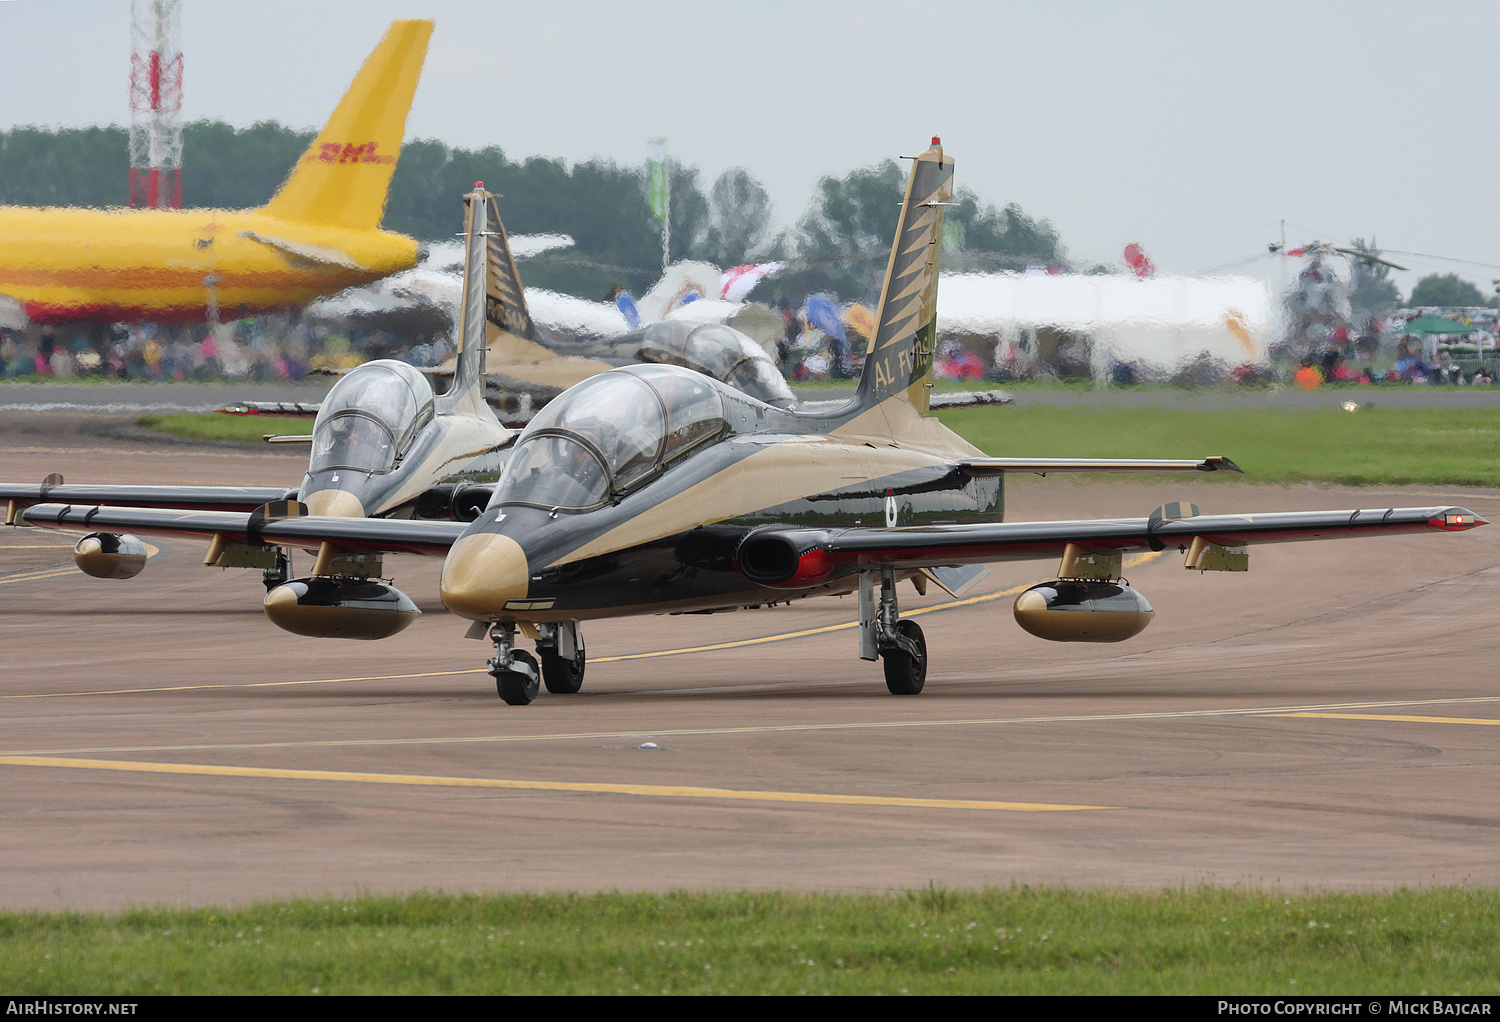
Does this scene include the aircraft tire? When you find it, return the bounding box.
[541,648,585,694]
[882,620,927,695]
[495,650,541,705]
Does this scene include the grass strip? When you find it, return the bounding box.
[936,405,1500,488]
[135,413,312,444]
[134,405,1500,489]
[3,887,1497,995]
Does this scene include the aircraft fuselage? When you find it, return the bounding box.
[0,205,418,323]
[438,368,1002,623]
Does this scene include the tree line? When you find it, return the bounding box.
[0,122,1071,304]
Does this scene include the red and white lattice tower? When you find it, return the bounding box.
[127,0,183,209]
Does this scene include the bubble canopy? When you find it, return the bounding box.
[627,320,795,407]
[493,365,728,511]
[309,360,435,474]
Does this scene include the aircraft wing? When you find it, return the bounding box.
[4,483,297,524]
[959,456,1241,475]
[736,505,1485,584]
[21,504,465,557]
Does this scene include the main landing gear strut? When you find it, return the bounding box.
[487,620,586,705]
[859,565,927,695]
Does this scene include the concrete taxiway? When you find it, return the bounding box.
[2,413,1499,910]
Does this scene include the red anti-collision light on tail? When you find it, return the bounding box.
[474,181,484,189]
[931,136,941,146]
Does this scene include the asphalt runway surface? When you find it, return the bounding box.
[3,412,1500,911]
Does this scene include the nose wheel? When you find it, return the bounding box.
[495,650,540,705]
[487,622,541,705]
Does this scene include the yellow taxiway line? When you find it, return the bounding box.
[0,565,81,585]
[1274,712,1500,727]
[8,695,1500,761]
[0,755,1113,812]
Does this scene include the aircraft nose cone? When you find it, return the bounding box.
[439,531,529,621]
[302,488,366,517]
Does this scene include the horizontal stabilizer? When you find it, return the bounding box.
[240,232,362,270]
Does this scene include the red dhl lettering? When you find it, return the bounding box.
[312,141,396,165]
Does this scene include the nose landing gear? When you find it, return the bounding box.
[486,620,586,703]
[488,622,541,705]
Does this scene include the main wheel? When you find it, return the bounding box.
[541,647,585,694]
[495,650,541,705]
[882,619,927,695]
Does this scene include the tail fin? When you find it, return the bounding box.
[479,191,576,369]
[482,193,538,346]
[849,139,954,420]
[441,186,496,417]
[260,20,432,229]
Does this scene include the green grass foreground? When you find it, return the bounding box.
[136,413,312,444]
[936,405,1500,487]
[3,888,1496,995]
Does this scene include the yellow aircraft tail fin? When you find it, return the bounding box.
[849,139,953,419]
[260,19,433,230]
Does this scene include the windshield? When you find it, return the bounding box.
[309,361,435,474]
[497,433,610,510]
[310,413,397,473]
[492,366,727,510]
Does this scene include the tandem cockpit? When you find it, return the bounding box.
[307,360,436,477]
[491,364,733,512]
[620,320,795,409]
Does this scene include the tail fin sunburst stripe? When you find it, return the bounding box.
[852,143,954,419]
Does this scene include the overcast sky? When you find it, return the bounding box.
[3,0,1498,296]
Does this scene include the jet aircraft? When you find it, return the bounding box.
[0,20,431,324]
[19,141,1486,701]
[418,194,797,407]
[4,185,515,599]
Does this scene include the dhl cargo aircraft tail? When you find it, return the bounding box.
[261,20,431,230]
[0,19,432,324]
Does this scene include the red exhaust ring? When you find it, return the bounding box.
[738,535,837,588]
